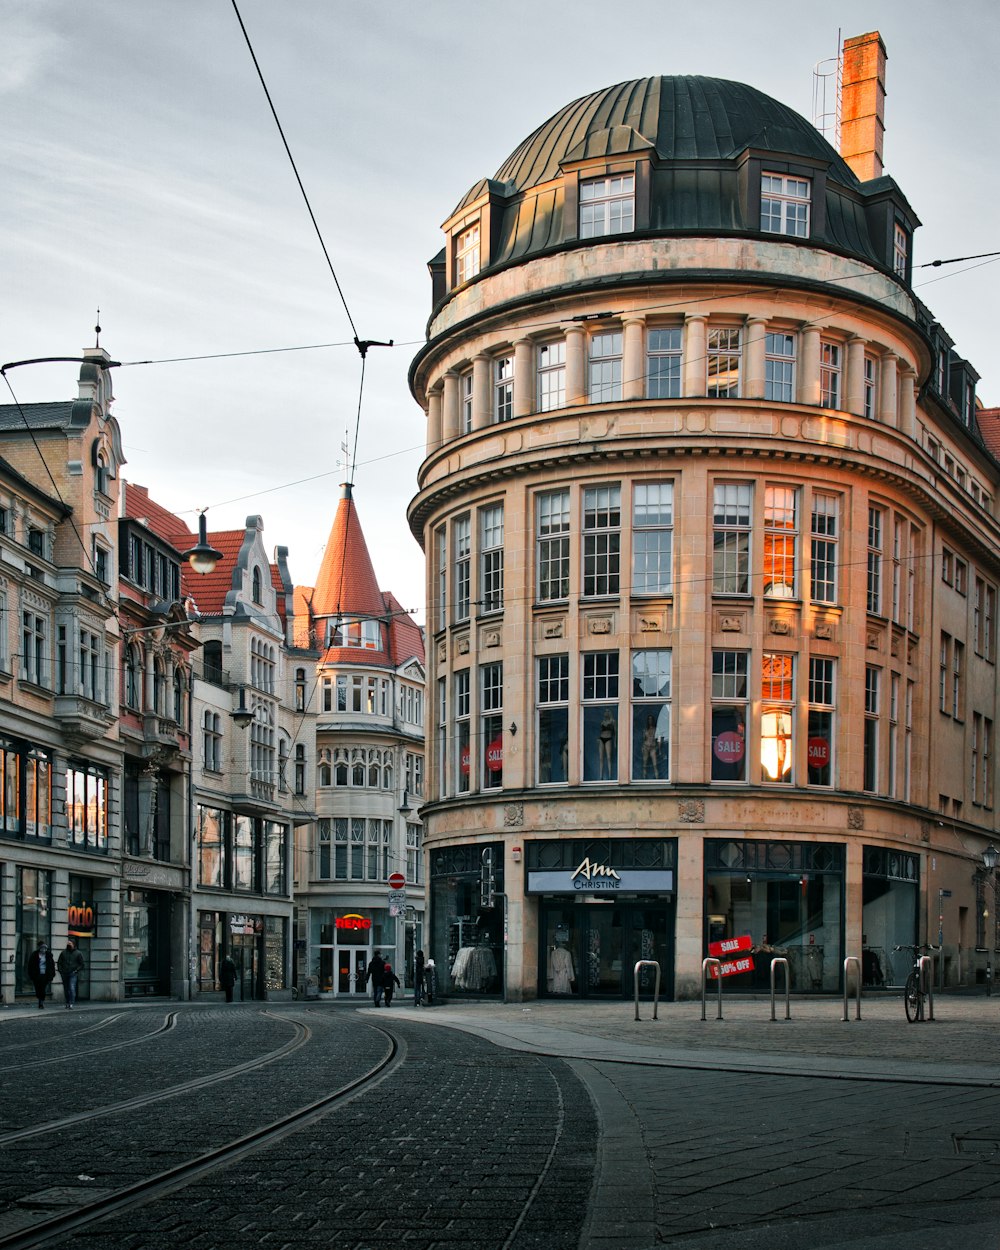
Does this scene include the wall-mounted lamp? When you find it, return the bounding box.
[509,722,517,737]
[398,789,412,816]
[231,686,254,729]
[182,512,222,576]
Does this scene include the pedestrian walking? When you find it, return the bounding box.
[413,950,425,1006]
[424,956,436,1005]
[57,939,85,1009]
[219,954,237,1003]
[364,951,385,1006]
[381,961,401,1007]
[27,940,56,1009]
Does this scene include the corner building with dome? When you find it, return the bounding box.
[407,34,1000,1000]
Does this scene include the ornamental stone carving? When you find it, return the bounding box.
[589,617,612,635]
[720,615,743,633]
[814,620,834,640]
[542,620,564,639]
[503,803,524,827]
[678,798,705,823]
[639,617,661,633]
[482,629,501,649]
[456,635,470,655]
[847,806,864,830]
[768,618,791,635]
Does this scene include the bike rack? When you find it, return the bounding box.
[769,957,790,1021]
[701,958,723,1020]
[842,956,862,1021]
[633,960,661,1021]
[918,954,935,1021]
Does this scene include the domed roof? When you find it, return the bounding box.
[493,75,859,192]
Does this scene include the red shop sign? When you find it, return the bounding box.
[708,956,755,979]
[335,914,372,931]
[460,745,470,775]
[713,730,745,763]
[708,934,753,959]
[807,737,830,767]
[486,737,504,773]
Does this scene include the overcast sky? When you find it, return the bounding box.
[3,0,998,624]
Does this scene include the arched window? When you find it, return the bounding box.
[352,762,365,787]
[252,567,263,604]
[278,738,289,792]
[335,762,348,786]
[295,744,306,795]
[153,657,165,715]
[384,762,393,791]
[318,760,331,787]
[368,762,380,788]
[172,668,184,722]
[124,644,141,710]
[295,667,306,711]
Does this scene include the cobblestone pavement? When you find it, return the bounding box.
[3,994,1000,1249]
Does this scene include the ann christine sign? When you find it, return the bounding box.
[335,914,372,931]
[572,858,621,891]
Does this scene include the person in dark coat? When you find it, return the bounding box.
[413,950,425,1007]
[364,951,385,1006]
[219,954,237,1003]
[27,940,56,1008]
[57,939,85,1009]
[381,961,401,1007]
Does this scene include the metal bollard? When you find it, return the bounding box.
[842,956,862,1021]
[701,958,723,1020]
[770,957,790,1021]
[633,960,661,1021]
[918,954,935,1021]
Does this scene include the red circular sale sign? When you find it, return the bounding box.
[713,731,745,764]
[460,745,470,775]
[486,737,504,773]
[807,737,830,767]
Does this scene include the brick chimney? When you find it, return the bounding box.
[840,31,887,182]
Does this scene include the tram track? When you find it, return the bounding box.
[0,1022,402,1250]
[0,1011,310,1146]
[0,1012,176,1073]
[0,1013,123,1054]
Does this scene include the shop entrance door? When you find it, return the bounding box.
[232,938,260,1001]
[540,899,674,999]
[336,946,370,997]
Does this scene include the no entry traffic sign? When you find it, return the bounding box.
[388,872,406,890]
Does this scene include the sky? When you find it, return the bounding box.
[3,1,999,625]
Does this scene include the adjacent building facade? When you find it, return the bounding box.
[408,35,1000,999]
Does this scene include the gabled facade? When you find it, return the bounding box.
[293,484,426,998]
[409,35,1000,1000]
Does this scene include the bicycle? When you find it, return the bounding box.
[893,943,940,1022]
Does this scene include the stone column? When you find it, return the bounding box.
[845,336,867,417]
[898,367,917,440]
[622,316,645,401]
[144,646,155,714]
[426,387,442,455]
[744,317,767,400]
[513,338,534,418]
[878,352,898,426]
[565,325,586,406]
[472,354,491,430]
[798,326,821,407]
[441,371,460,442]
[684,315,708,398]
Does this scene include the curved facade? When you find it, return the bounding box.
[409,48,1000,1000]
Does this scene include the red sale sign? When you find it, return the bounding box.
[708,934,753,959]
[708,956,755,979]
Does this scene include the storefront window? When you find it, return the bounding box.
[537,655,569,785]
[705,839,844,992]
[233,815,257,891]
[2,739,52,839]
[711,651,748,781]
[583,652,619,781]
[429,843,504,997]
[264,821,287,894]
[198,806,225,887]
[264,916,286,991]
[66,761,108,851]
[16,866,51,994]
[631,650,670,781]
[862,846,918,986]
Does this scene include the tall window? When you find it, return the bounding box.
[810,493,839,604]
[294,745,306,795]
[537,341,566,412]
[760,653,794,784]
[763,486,797,598]
[579,173,634,238]
[952,640,964,720]
[820,341,842,408]
[537,655,569,785]
[863,667,880,793]
[21,611,47,686]
[582,652,619,782]
[867,507,884,614]
[434,526,447,633]
[455,222,480,284]
[631,650,670,781]
[460,369,474,434]
[863,354,878,419]
[198,806,225,887]
[479,504,504,614]
[250,701,276,787]
[203,710,222,772]
[481,662,504,790]
[889,673,900,798]
[647,328,682,399]
[707,328,741,398]
[760,173,810,236]
[632,482,673,595]
[537,490,570,603]
[807,658,835,786]
[711,651,748,782]
[939,633,951,715]
[712,483,752,595]
[493,356,514,424]
[453,516,471,623]
[455,670,470,794]
[66,762,108,851]
[589,332,622,403]
[583,485,621,597]
[124,644,141,710]
[406,824,422,884]
[893,223,908,279]
[764,332,795,402]
[294,667,306,711]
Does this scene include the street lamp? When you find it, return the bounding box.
[182,512,222,576]
[982,845,998,997]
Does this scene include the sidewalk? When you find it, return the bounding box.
[398,992,1000,1086]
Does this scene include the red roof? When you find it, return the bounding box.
[123,482,191,548]
[179,529,245,616]
[977,408,1000,461]
[311,484,384,619]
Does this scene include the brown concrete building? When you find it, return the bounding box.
[408,38,1000,1000]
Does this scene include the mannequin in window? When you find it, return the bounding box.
[599,710,616,779]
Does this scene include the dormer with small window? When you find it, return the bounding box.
[948,357,979,429]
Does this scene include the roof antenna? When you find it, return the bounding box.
[95,310,101,348]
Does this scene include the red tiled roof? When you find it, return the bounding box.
[384,591,425,667]
[122,482,191,548]
[180,529,245,616]
[292,585,314,649]
[311,485,384,619]
[977,408,1000,461]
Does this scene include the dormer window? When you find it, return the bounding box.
[893,223,909,279]
[760,174,810,237]
[455,223,480,284]
[579,173,634,238]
